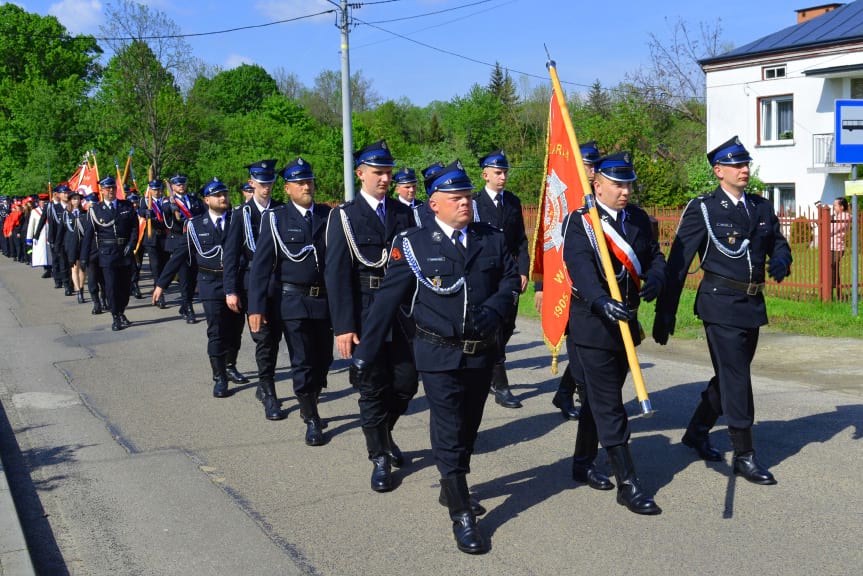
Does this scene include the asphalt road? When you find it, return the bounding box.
[0,257,861,576]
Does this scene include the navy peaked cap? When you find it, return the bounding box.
[354,139,395,167]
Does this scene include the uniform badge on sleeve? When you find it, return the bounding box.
[390,247,402,261]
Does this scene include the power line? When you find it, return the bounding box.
[363,0,497,24]
[0,9,335,41]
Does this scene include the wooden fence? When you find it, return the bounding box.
[522,204,862,303]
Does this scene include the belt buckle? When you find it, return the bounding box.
[462,340,478,355]
[309,286,320,297]
[369,276,381,289]
[747,284,759,296]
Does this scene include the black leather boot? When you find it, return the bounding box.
[259,379,284,420]
[729,427,776,485]
[440,475,488,554]
[91,293,102,315]
[76,289,85,304]
[571,412,613,490]
[682,397,722,461]
[210,356,230,398]
[64,283,73,296]
[178,301,188,317]
[224,349,249,384]
[363,425,393,492]
[297,393,326,446]
[552,368,580,420]
[607,444,661,515]
[184,301,197,324]
[101,294,108,310]
[156,293,167,309]
[490,362,521,408]
[438,485,487,516]
[111,314,122,331]
[388,428,405,468]
[119,314,132,328]
[132,283,143,299]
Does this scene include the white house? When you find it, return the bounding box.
[700,2,863,215]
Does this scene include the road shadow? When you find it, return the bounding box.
[0,405,70,575]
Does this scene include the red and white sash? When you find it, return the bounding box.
[581,213,642,290]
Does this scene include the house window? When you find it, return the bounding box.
[760,95,794,143]
[765,184,796,216]
[763,65,786,80]
[852,78,863,99]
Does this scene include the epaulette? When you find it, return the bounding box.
[338,200,355,209]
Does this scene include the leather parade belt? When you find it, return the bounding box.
[281,282,326,297]
[358,272,384,290]
[703,271,765,295]
[199,266,223,276]
[414,325,494,355]
[97,238,129,245]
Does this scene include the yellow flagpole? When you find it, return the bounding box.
[546,58,654,416]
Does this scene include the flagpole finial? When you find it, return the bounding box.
[544,43,555,69]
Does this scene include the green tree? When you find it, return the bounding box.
[191,64,278,114]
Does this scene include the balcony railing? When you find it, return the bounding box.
[812,133,835,166]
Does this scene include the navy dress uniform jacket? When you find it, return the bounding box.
[658,187,792,329]
[473,190,530,277]
[325,196,416,336]
[222,199,284,299]
[249,202,331,320]
[157,211,230,301]
[353,221,521,372]
[80,200,139,267]
[563,204,666,351]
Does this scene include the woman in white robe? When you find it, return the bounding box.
[26,199,51,270]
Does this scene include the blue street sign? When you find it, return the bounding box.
[836,99,863,164]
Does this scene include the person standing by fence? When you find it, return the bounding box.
[831,197,850,300]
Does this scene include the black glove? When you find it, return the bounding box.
[768,255,791,283]
[349,358,367,388]
[470,306,501,338]
[591,296,631,323]
[123,243,133,258]
[639,276,662,302]
[652,312,676,346]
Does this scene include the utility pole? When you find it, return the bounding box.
[337,0,355,201]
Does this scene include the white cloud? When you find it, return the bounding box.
[48,0,103,35]
[224,54,254,69]
[255,0,334,22]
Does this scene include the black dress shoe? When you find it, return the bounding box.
[157,295,167,309]
[178,302,188,316]
[41,269,52,278]
[370,455,393,492]
[682,431,723,462]
[617,481,662,515]
[552,389,580,420]
[64,285,73,296]
[733,452,777,485]
[132,285,143,299]
[111,316,122,331]
[492,386,522,409]
[91,301,103,315]
[212,377,230,398]
[119,314,132,328]
[572,463,614,490]
[76,290,85,304]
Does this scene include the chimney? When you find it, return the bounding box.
[796,3,844,24]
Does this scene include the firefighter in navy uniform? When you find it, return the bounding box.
[81,192,107,314]
[80,176,139,332]
[352,160,521,554]
[472,149,529,408]
[36,185,71,290]
[153,179,245,397]
[138,180,170,308]
[393,167,427,226]
[563,152,666,515]
[248,158,333,446]
[223,159,283,419]
[654,136,792,486]
[126,190,144,300]
[161,173,205,323]
[325,139,417,492]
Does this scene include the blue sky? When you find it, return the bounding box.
[11,0,809,105]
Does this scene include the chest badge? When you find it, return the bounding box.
[431,277,442,288]
[390,247,402,261]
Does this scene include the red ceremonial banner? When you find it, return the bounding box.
[529,90,590,367]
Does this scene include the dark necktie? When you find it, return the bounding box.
[375,202,385,224]
[451,229,466,257]
[303,210,313,233]
[494,193,503,223]
[216,216,223,233]
[736,199,750,226]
